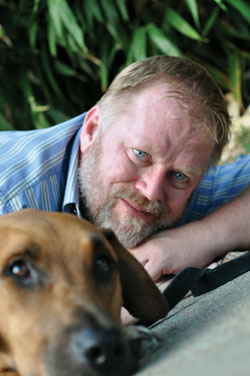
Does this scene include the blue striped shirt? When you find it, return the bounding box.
[1,113,250,222]
[182,155,250,223]
[0,113,85,215]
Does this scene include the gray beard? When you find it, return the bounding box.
[78,141,188,248]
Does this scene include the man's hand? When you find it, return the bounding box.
[129,222,216,281]
[130,185,250,282]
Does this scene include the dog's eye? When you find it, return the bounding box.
[95,255,112,281]
[9,260,31,279]
[3,258,37,287]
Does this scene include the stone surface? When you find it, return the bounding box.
[137,270,250,376]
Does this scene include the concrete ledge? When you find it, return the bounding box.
[137,270,250,376]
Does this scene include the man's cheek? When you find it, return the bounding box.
[167,195,189,217]
[111,200,126,219]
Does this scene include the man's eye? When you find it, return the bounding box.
[175,171,186,181]
[133,149,149,161]
[168,171,189,189]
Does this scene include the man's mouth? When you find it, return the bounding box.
[120,198,157,220]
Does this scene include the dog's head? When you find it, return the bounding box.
[0,209,168,376]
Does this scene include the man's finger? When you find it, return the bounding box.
[144,261,162,281]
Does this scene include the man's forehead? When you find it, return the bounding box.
[132,84,214,137]
[135,83,186,111]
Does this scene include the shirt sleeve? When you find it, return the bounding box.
[182,155,250,224]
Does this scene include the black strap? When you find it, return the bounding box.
[163,251,250,311]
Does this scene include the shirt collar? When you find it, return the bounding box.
[62,113,86,216]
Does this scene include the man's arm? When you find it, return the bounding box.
[130,184,250,281]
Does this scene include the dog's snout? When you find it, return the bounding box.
[45,323,138,376]
[83,333,123,367]
[72,327,129,373]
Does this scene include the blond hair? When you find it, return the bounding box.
[98,56,231,165]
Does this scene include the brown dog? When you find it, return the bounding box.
[0,209,168,376]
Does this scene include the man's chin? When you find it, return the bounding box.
[111,215,183,249]
[111,228,152,249]
[84,199,184,248]
[103,219,163,249]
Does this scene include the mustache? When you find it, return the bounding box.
[111,187,166,216]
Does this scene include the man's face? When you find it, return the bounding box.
[78,85,215,248]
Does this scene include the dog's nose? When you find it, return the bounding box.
[72,327,132,374]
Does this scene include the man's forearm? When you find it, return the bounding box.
[202,183,250,255]
[172,183,250,270]
[130,184,250,280]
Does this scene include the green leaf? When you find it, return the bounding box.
[54,61,76,76]
[212,0,227,11]
[18,73,49,129]
[48,21,57,56]
[203,63,229,90]
[0,112,14,130]
[99,42,118,92]
[226,0,250,23]
[29,22,38,49]
[100,61,108,93]
[127,27,147,62]
[229,52,242,106]
[185,0,200,29]
[202,6,220,37]
[164,7,203,41]
[46,108,69,125]
[18,72,33,104]
[60,0,85,51]
[32,0,40,14]
[83,0,103,27]
[147,23,183,56]
[116,0,129,21]
[0,24,4,38]
[47,0,86,53]
[33,112,50,129]
[238,126,250,154]
[47,0,63,39]
[101,0,119,25]
[218,21,250,40]
[40,46,63,98]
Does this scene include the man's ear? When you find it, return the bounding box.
[80,105,100,154]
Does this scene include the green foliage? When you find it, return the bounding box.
[238,126,250,154]
[0,0,250,130]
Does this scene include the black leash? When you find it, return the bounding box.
[163,251,250,311]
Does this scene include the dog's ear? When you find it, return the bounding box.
[102,230,169,324]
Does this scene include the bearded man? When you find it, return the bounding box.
[1,56,250,282]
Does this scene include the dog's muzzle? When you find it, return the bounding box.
[44,311,139,376]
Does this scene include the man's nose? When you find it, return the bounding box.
[135,169,166,201]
